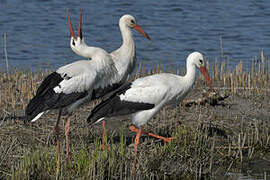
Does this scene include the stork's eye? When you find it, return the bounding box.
[199,59,203,64]
[131,19,135,24]
[72,40,75,46]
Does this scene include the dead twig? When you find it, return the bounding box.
[4,33,9,76]
[184,91,229,107]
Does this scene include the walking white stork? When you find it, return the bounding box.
[68,9,151,149]
[24,11,118,172]
[87,52,212,175]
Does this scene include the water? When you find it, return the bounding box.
[0,0,270,71]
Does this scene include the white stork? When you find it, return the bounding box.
[87,52,212,175]
[68,10,151,149]
[70,11,150,85]
[24,10,118,171]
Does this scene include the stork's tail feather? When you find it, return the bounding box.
[87,83,132,125]
[87,97,114,125]
[25,95,47,122]
[87,95,155,125]
[87,84,155,125]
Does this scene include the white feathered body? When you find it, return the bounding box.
[120,73,195,127]
[25,50,118,121]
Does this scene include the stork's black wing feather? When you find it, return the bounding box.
[36,72,63,96]
[91,82,123,100]
[87,82,154,124]
[25,72,88,121]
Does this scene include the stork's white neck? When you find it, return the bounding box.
[180,59,197,91]
[118,23,135,56]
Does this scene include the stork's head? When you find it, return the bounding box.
[188,52,212,88]
[119,14,151,40]
[67,9,85,53]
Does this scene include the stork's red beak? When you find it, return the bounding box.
[67,9,75,38]
[133,24,151,40]
[78,8,83,39]
[67,9,83,40]
[199,66,212,89]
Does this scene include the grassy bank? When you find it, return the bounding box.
[0,51,270,179]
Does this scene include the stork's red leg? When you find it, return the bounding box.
[129,125,176,144]
[132,127,142,176]
[55,109,62,174]
[101,120,107,150]
[65,115,71,163]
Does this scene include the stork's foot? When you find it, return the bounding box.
[160,136,176,144]
[129,124,176,144]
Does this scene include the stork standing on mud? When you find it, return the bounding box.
[69,10,151,149]
[24,10,118,172]
[87,52,212,175]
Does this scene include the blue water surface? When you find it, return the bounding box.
[0,0,270,71]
